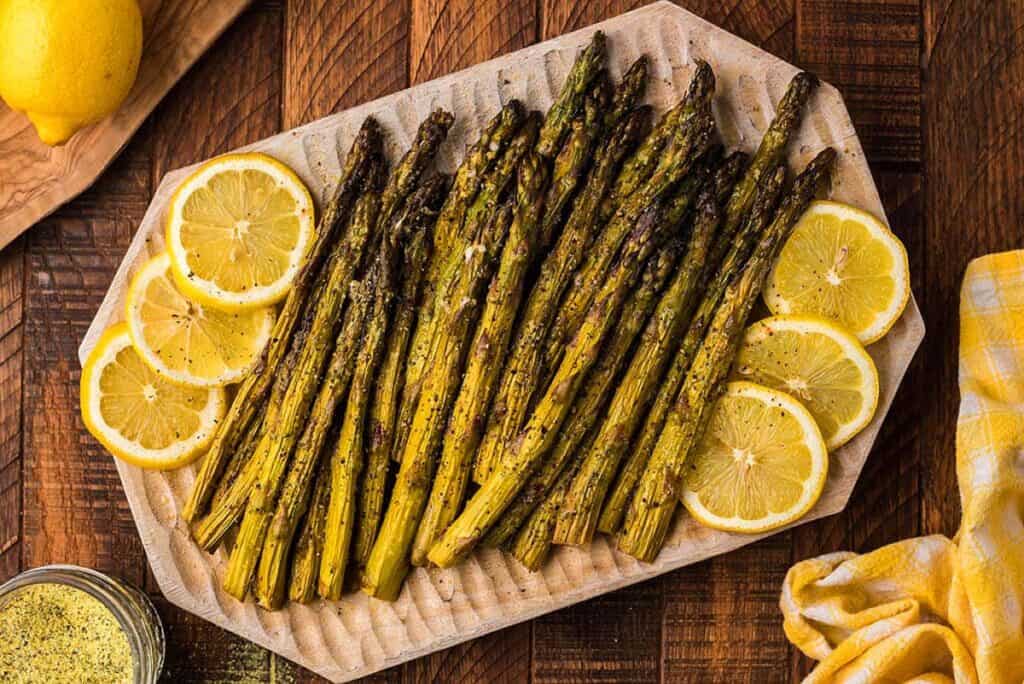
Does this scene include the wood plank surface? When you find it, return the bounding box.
[1,0,1021,682]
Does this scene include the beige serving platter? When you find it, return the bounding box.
[79,3,924,681]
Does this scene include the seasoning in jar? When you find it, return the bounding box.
[0,582,134,683]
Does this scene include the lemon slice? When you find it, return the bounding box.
[81,324,226,469]
[764,200,910,344]
[732,315,879,450]
[681,381,828,533]
[165,152,315,311]
[126,253,275,387]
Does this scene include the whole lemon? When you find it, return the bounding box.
[0,0,143,145]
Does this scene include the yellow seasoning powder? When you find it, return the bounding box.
[0,583,134,683]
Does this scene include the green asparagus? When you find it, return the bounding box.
[536,32,606,158]
[469,107,652,485]
[428,204,664,568]
[363,199,516,600]
[182,119,382,524]
[619,148,835,562]
[411,152,548,565]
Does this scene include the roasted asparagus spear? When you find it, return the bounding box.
[618,149,835,562]
[392,114,537,466]
[484,238,680,548]
[362,196,518,600]
[428,204,664,569]
[288,458,331,604]
[542,65,715,376]
[598,76,818,534]
[182,120,382,524]
[355,190,445,568]
[553,159,743,546]
[411,152,548,565]
[536,32,607,158]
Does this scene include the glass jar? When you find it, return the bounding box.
[0,564,165,683]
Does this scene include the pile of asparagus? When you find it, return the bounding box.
[181,31,837,607]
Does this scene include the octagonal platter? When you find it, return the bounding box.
[79,2,925,681]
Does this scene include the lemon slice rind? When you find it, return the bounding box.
[126,252,275,388]
[80,324,226,470]
[733,314,879,451]
[681,381,829,534]
[764,200,910,345]
[165,152,314,311]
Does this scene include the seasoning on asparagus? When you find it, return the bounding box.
[411,152,548,565]
[510,450,580,571]
[484,239,680,548]
[619,149,836,562]
[428,205,664,569]
[543,68,715,375]
[221,192,383,601]
[597,61,716,225]
[707,72,818,267]
[363,196,518,600]
[471,106,651,484]
[598,142,802,535]
[536,31,606,158]
[289,458,331,603]
[355,190,444,567]
[537,74,610,250]
[554,162,739,547]
[317,248,401,600]
[182,119,382,524]
[392,114,539,466]
[192,177,384,554]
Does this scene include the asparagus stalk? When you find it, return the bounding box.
[393,115,539,465]
[483,239,680,548]
[220,184,387,601]
[467,107,656,485]
[707,72,818,268]
[553,161,740,546]
[258,180,448,607]
[182,120,382,524]
[597,61,716,225]
[378,110,454,230]
[536,32,606,158]
[209,404,265,511]
[510,445,582,571]
[316,241,402,600]
[411,152,548,565]
[192,182,384,554]
[604,56,649,131]
[536,74,610,250]
[543,82,715,376]
[598,144,796,535]
[427,205,664,568]
[433,101,525,260]
[619,149,835,562]
[288,458,330,604]
[355,192,444,566]
[362,200,516,600]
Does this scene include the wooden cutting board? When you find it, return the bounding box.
[78,4,925,681]
[0,0,251,251]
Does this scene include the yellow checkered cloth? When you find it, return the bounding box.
[780,251,1024,684]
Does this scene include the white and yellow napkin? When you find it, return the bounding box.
[781,250,1024,684]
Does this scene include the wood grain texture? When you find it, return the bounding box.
[285,0,410,124]
[920,0,1024,538]
[0,240,24,582]
[6,1,1021,681]
[21,139,151,587]
[0,0,252,251]
[410,0,537,84]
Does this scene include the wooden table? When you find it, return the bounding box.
[1,0,1020,681]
